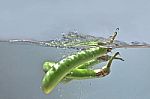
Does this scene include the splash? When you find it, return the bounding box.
[0,32,150,50]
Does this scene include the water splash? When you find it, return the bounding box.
[0,32,150,50]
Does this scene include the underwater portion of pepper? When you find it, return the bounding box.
[41,31,124,94]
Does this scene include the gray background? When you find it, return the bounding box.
[0,0,150,99]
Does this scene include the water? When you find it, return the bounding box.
[0,41,150,99]
[1,0,150,98]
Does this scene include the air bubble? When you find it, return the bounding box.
[89,82,92,86]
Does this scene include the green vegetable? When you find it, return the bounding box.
[42,47,111,94]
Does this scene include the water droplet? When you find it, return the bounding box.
[59,94,63,98]
[57,86,61,92]
[89,82,92,86]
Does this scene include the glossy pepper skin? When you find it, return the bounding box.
[43,53,123,79]
[42,47,110,94]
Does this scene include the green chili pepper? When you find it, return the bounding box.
[43,54,123,73]
[67,52,120,79]
[42,47,111,94]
